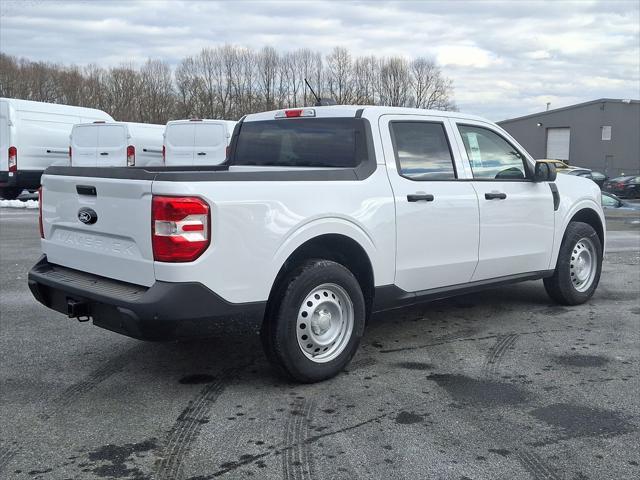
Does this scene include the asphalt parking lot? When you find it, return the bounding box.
[1,208,639,480]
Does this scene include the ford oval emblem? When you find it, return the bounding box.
[78,207,98,225]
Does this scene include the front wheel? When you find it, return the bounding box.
[544,221,602,305]
[261,259,365,383]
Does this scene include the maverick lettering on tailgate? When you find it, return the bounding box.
[53,230,138,256]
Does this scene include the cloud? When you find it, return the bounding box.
[0,0,638,120]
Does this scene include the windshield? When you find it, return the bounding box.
[231,118,368,168]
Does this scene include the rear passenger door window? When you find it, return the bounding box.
[390,122,456,180]
[457,125,528,180]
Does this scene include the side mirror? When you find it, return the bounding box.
[534,162,557,182]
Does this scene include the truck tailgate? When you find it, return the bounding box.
[41,174,155,286]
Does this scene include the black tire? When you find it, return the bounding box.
[544,221,602,305]
[0,187,21,200]
[261,259,366,383]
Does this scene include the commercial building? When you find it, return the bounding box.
[498,99,639,177]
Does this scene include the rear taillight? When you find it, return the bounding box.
[38,187,44,239]
[162,145,166,163]
[152,196,210,262]
[8,146,17,172]
[127,145,135,166]
[69,146,72,162]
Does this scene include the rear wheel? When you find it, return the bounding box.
[544,221,602,305]
[261,259,365,383]
[0,187,21,200]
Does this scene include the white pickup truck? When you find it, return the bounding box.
[28,105,605,383]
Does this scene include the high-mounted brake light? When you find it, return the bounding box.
[127,145,135,166]
[275,108,315,119]
[189,118,203,122]
[8,146,17,172]
[152,196,210,262]
[93,120,106,124]
[38,187,44,239]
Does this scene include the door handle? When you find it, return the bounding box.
[100,152,109,156]
[407,194,434,202]
[197,152,207,156]
[485,192,507,200]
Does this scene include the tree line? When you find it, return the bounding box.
[0,46,456,124]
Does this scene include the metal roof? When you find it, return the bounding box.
[498,98,640,124]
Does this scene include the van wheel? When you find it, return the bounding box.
[544,222,602,305]
[0,188,21,200]
[261,259,365,383]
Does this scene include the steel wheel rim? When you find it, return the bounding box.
[570,237,597,292]
[296,283,354,363]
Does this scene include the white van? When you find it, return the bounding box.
[70,121,165,168]
[0,98,113,199]
[163,119,237,166]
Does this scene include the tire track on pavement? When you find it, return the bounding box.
[0,348,135,474]
[481,335,560,480]
[516,450,561,480]
[283,397,316,480]
[0,444,19,473]
[155,369,234,480]
[483,333,519,377]
[39,349,135,420]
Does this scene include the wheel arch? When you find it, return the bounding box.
[551,202,605,270]
[568,207,604,249]
[266,232,376,322]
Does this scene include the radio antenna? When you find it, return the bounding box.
[304,78,320,104]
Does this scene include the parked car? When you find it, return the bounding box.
[163,119,237,166]
[70,121,164,167]
[537,159,570,170]
[601,192,640,210]
[0,98,113,199]
[558,168,608,188]
[603,176,640,198]
[29,105,604,383]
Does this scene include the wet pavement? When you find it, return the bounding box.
[1,209,638,480]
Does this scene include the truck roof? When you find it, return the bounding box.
[166,119,237,126]
[72,121,165,130]
[244,105,488,123]
[0,97,113,120]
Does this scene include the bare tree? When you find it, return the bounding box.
[325,47,353,104]
[0,46,456,123]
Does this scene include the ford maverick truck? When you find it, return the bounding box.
[29,106,605,382]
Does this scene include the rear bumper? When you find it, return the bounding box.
[0,170,43,190]
[28,256,266,340]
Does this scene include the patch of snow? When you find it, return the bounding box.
[0,199,39,209]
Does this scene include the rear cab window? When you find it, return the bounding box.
[390,122,456,180]
[231,117,368,168]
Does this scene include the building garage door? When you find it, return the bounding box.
[546,128,570,160]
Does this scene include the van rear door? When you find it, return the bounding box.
[0,101,10,171]
[41,173,155,286]
[164,123,195,166]
[194,122,226,165]
[70,125,98,166]
[97,124,127,166]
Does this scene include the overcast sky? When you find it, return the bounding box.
[1,0,638,120]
